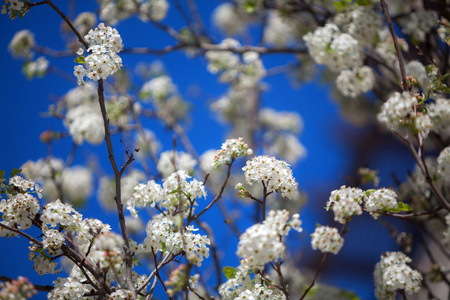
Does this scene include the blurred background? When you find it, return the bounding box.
[0,1,420,299]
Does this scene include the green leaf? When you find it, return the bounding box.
[10,168,21,177]
[244,2,257,13]
[74,55,85,64]
[384,202,412,213]
[0,170,5,178]
[223,266,238,280]
[396,202,412,212]
[356,0,371,5]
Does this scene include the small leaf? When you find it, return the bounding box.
[223,266,238,280]
[0,170,5,178]
[74,55,85,64]
[356,0,371,5]
[396,202,412,212]
[10,168,21,177]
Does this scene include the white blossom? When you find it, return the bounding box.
[311,226,344,254]
[374,251,422,299]
[237,210,302,266]
[242,155,298,199]
[212,137,252,168]
[327,186,364,223]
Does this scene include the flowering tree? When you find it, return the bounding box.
[1,0,450,299]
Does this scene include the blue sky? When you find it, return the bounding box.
[0,1,418,299]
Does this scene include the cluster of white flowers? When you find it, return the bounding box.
[140,214,210,266]
[157,150,197,177]
[405,60,429,91]
[21,158,93,205]
[0,176,42,236]
[41,199,82,230]
[303,23,363,72]
[212,137,253,168]
[443,214,450,247]
[311,226,344,255]
[399,10,437,42]
[8,29,34,59]
[205,39,240,81]
[263,12,294,47]
[327,186,364,223]
[139,74,189,123]
[23,56,49,79]
[73,12,97,37]
[437,146,450,178]
[375,28,409,71]
[98,0,168,25]
[377,92,433,137]
[374,251,422,299]
[235,283,286,300]
[334,6,382,49]
[398,157,441,208]
[127,170,206,217]
[219,257,258,299]
[140,75,176,102]
[364,188,398,219]
[259,108,306,164]
[74,23,123,85]
[427,98,450,136]
[62,84,105,145]
[48,276,88,299]
[205,39,266,87]
[336,66,374,98]
[237,210,302,265]
[42,228,66,255]
[1,0,26,19]
[259,108,303,134]
[212,3,244,36]
[241,155,298,199]
[327,186,399,221]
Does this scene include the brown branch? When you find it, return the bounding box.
[299,220,349,300]
[44,0,89,49]
[0,222,43,246]
[380,0,408,92]
[97,79,136,297]
[188,159,234,223]
[0,275,53,292]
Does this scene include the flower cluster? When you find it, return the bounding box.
[327,186,364,223]
[235,283,286,300]
[127,170,206,217]
[241,155,298,199]
[1,0,27,20]
[427,98,450,137]
[259,108,306,164]
[437,146,450,178]
[399,10,437,42]
[212,137,252,168]
[311,225,344,255]
[336,66,374,98]
[237,210,302,266]
[0,176,42,236]
[212,3,245,36]
[165,264,200,297]
[327,186,399,221]
[157,150,197,177]
[74,23,123,85]
[374,251,422,299]
[303,23,363,72]
[21,157,93,205]
[140,214,210,266]
[8,29,34,59]
[377,92,433,137]
[0,276,37,300]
